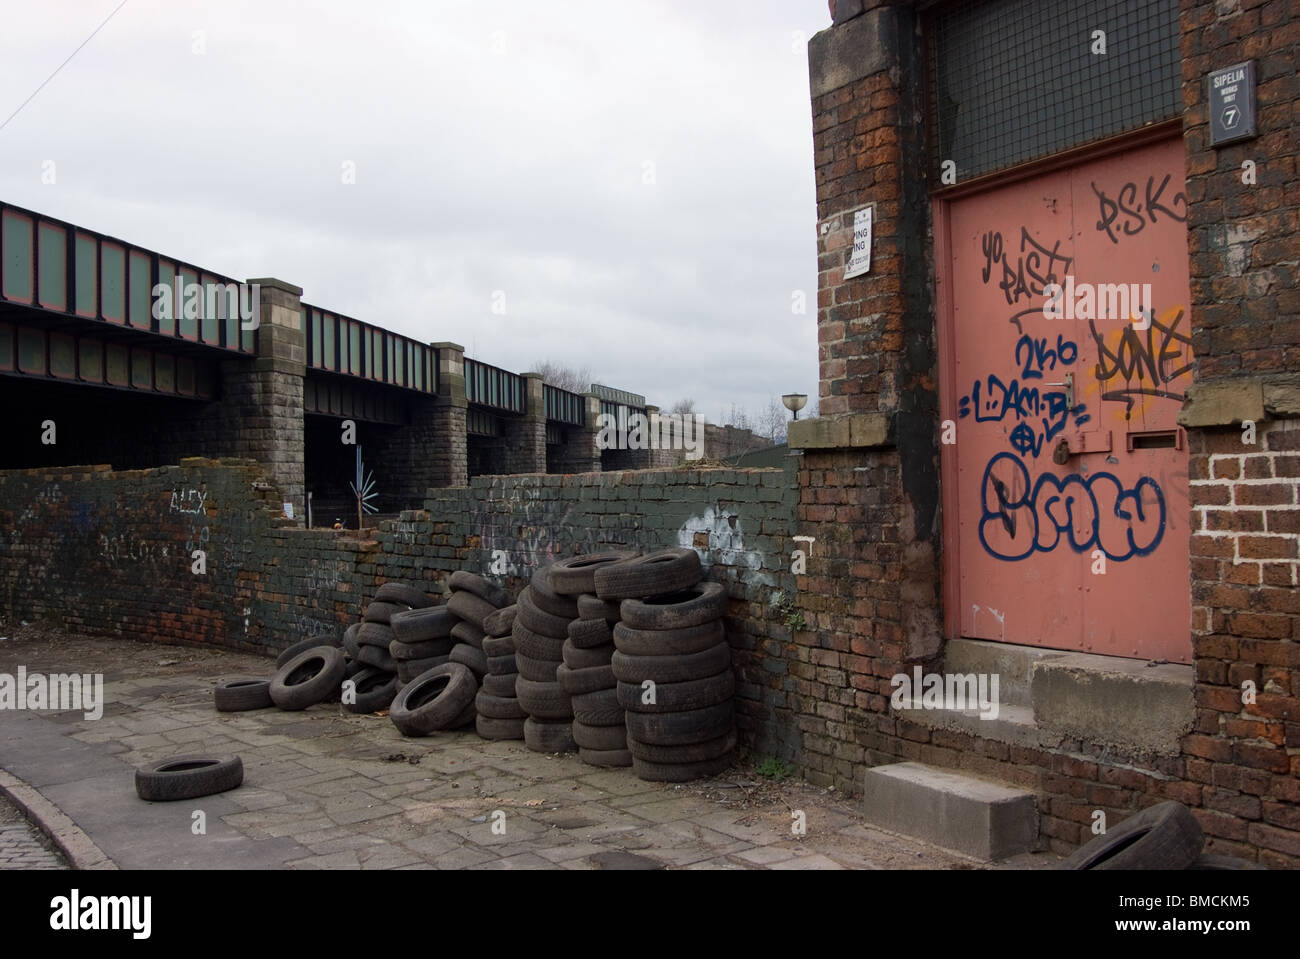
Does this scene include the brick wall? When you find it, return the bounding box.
[0,460,800,759]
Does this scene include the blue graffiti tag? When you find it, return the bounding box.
[979,452,1165,561]
[958,374,1089,458]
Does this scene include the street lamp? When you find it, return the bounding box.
[782,393,809,420]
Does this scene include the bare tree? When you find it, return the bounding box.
[532,360,592,394]
[758,395,788,443]
[725,403,754,432]
[670,397,697,415]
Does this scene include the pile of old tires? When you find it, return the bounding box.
[601,550,737,782]
[513,564,584,753]
[338,582,437,713]
[549,552,641,766]
[475,604,526,741]
[388,571,511,738]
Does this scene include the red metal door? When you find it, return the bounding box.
[939,138,1193,664]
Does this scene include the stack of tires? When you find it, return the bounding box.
[600,551,737,782]
[389,605,456,692]
[445,571,511,686]
[475,604,526,741]
[513,565,580,753]
[548,552,640,767]
[343,582,437,713]
[389,662,479,737]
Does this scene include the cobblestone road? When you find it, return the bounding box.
[0,794,67,870]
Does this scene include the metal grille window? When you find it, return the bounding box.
[928,0,1181,182]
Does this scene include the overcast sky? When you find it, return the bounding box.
[0,0,828,425]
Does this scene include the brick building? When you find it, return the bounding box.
[783,0,1299,864]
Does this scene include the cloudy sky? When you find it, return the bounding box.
[0,0,828,426]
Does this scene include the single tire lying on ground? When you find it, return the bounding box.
[389,663,478,737]
[135,755,244,801]
[1055,801,1205,870]
[579,747,634,768]
[214,678,274,712]
[343,667,398,714]
[375,582,435,609]
[276,634,339,669]
[593,547,702,601]
[619,582,728,631]
[547,550,640,596]
[271,647,347,711]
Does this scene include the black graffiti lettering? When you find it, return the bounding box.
[1093,175,1187,244]
[1091,308,1194,415]
[981,231,1003,284]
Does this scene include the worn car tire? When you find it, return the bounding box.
[568,618,613,649]
[476,714,526,741]
[617,670,734,713]
[577,593,623,623]
[513,622,566,661]
[486,653,518,676]
[620,582,727,631]
[557,662,616,696]
[1187,853,1268,870]
[451,698,477,729]
[447,590,496,630]
[482,672,518,697]
[390,637,455,661]
[570,687,624,726]
[632,753,732,783]
[135,755,244,802]
[276,634,340,669]
[449,643,488,676]
[572,720,628,751]
[482,634,515,658]
[628,729,737,764]
[515,677,574,720]
[390,606,456,643]
[516,590,574,638]
[356,622,396,649]
[593,547,702,600]
[389,663,478,737]
[579,747,633,768]
[451,620,486,650]
[611,641,732,685]
[1056,801,1204,870]
[523,718,576,753]
[526,567,580,619]
[624,701,734,746]
[548,550,640,596]
[214,678,273,712]
[482,604,518,638]
[612,620,726,658]
[375,582,435,609]
[475,690,529,720]
[448,570,511,609]
[355,643,397,672]
[363,601,407,625]
[515,650,561,682]
[271,647,347,711]
[397,655,450,683]
[342,624,361,660]
[343,667,397,714]
[563,639,614,670]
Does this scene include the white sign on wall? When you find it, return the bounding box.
[844,205,873,279]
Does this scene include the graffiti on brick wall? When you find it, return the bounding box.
[168,487,208,515]
[296,557,348,639]
[677,505,772,586]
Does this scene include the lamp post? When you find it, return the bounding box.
[782,393,809,421]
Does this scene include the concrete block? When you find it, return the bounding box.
[808,6,896,100]
[1031,653,1195,758]
[1178,378,1265,427]
[861,761,1038,860]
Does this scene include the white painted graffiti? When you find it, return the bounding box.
[677,506,770,585]
[99,532,169,565]
[168,487,208,515]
